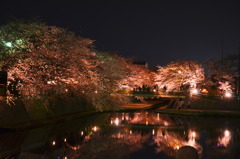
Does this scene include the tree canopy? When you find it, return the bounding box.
[155,61,205,92]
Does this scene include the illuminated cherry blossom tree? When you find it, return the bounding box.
[155,61,205,92]
[0,20,129,110]
[118,60,154,90]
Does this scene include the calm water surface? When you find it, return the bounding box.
[1,112,240,159]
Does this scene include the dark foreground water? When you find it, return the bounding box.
[1,111,240,159]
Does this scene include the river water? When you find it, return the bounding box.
[1,111,240,159]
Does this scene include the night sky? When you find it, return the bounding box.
[1,0,240,66]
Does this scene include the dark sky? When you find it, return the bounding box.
[1,0,240,66]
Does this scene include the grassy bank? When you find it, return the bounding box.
[0,96,95,128]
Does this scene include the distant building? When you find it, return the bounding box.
[133,61,148,68]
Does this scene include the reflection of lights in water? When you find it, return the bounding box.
[224,130,230,137]
[52,141,56,146]
[65,142,81,150]
[122,113,124,120]
[176,145,180,150]
[192,131,196,138]
[218,129,231,147]
[164,121,169,126]
[115,118,120,126]
[125,114,129,120]
[152,129,155,135]
[153,130,202,156]
[92,126,98,132]
[188,130,197,147]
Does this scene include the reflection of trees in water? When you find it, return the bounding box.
[2,113,240,159]
[66,130,150,159]
[153,129,202,157]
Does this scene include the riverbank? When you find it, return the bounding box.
[120,98,240,117]
[0,110,97,132]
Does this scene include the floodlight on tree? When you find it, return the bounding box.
[4,41,12,47]
[191,88,199,95]
[225,92,232,98]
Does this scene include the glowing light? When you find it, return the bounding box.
[153,89,156,92]
[191,88,198,95]
[178,70,182,74]
[115,118,119,126]
[95,90,98,94]
[192,131,196,138]
[81,131,84,136]
[52,141,56,146]
[176,145,180,150]
[130,130,132,134]
[218,129,231,147]
[65,89,68,92]
[4,42,12,47]
[225,92,232,98]
[152,129,155,135]
[64,138,67,142]
[146,121,148,125]
[92,126,98,132]
[201,88,208,93]
[224,130,230,137]
[164,121,169,126]
[47,81,51,84]
[64,157,68,159]
[157,113,160,121]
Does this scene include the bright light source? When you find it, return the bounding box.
[52,141,56,146]
[92,126,98,132]
[192,131,196,138]
[225,92,232,98]
[178,70,182,74]
[153,89,156,92]
[4,42,12,47]
[201,88,208,93]
[114,118,119,126]
[64,138,67,142]
[224,130,230,137]
[191,88,198,95]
